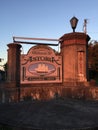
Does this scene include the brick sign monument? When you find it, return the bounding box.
[2,17,98,102]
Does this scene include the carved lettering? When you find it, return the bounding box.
[29,56,56,63]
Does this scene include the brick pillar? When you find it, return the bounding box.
[7,43,22,87]
[60,32,90,86]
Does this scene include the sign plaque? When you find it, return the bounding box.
[21,45,62,83]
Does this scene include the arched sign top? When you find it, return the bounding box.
[27,45,56,56]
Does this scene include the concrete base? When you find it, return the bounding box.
[0,82,98,103]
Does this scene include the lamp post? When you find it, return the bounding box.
[70,16,78,32]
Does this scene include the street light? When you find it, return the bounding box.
[70,16,78,32]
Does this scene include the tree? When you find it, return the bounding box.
[88,41,98,71]
[3,62,7,80]
[88,41,98,82]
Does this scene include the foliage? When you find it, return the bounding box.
[88,41,98,71]
[88,41,98,81]
[1,63,8,81]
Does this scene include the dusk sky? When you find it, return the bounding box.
[0,0,98,67]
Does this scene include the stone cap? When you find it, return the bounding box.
[59,32,90,42]
[7,43,22,48]
[60,32,90,47]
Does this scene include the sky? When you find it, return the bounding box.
[0,0,98,67]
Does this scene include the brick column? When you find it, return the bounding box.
[60,32,90,86]
[7,43,22,87]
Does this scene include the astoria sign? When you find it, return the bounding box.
[21,45,62,83]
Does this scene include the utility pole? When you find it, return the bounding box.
[83,19,88,34]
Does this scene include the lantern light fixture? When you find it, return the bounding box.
[70,16,78,32]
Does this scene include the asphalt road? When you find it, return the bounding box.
[0,98,98,130]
